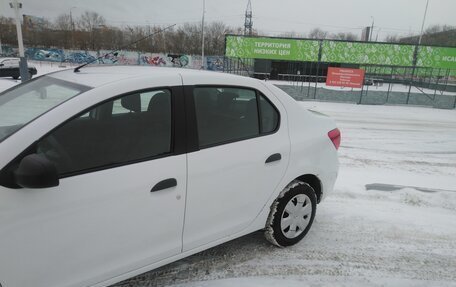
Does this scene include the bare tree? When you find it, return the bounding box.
[278,31,306,39]
[384,34,401,43]
[308,28,328,39]
[55,13,72,31]
[0,16,16,48]
[78,11,106,50]
[424,24,455,35]
[53,14,73,48]
[205,22,234,55]
[331,32,358,41]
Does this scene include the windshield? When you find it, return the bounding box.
[0,76,90,143]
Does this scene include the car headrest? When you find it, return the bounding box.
[148,92,170,114]
[121,94,141,113]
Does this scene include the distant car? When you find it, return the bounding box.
[0,66,339,287]
[364,78,374,86]
[0,57,37,79]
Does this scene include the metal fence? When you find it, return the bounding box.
[223,56,456,109]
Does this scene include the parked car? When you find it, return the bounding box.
[0,66,340,287]
[0,57,37,79]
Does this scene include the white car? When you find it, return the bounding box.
[0,66,339,287]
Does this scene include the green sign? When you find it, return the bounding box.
[225,35,319,61]
[321,41,415,66]
[417,46,456,69]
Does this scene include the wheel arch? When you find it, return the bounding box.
[294,174,322,203]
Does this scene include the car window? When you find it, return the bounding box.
[259,94,279,133]
[194,86,281,147]
[194,87,260,147]
[36,89,172,175]
[112,90,164,114]
[0,76,90,143]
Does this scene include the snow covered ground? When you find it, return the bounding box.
[1,65,455,286]
[268,80,456,96]
[115,102,456,287]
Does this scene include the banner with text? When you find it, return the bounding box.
[326,67,365,88]
[417,46,456,69]
[225,35,320,61]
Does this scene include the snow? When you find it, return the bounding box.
[115,102,456,287]
[268,79,456,96]
[1,65,456,286]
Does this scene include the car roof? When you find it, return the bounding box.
[48,65,257,88]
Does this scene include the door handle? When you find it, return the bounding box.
[151,178,177,192]
[265,153,281,164]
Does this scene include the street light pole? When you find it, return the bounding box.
[70,6,77,49]
[418,0,430,45]
[407,0,431,104]
[201,0,205,69]
[10,0,29,82]
[0,0,3,56]
[370,16,374,42]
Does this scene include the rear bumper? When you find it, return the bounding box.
[318,154,339,202]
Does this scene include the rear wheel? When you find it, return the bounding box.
[265,181,317,247]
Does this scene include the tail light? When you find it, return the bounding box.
[328,128,341,150]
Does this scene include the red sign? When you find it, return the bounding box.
[326,67,365,88]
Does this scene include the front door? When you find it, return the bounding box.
[0,88,186,287]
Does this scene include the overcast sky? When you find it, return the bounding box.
[1,0,456,39]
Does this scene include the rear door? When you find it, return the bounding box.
[0,87,187,287]
[182,78,290,251]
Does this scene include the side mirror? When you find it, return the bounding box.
[14,154,59,188]
[0,63,4,67]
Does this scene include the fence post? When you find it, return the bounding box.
[406,45,419,104]
[313,40,323,100]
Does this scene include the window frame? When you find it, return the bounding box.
[188,85,281,150]
[0,86,186,186]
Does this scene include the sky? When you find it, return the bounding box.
[1,0,456,40]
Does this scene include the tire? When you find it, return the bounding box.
[28,72,33,79]
[12,76,19,80]
[265,180,317,247]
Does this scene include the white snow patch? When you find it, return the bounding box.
[267,79,456,96]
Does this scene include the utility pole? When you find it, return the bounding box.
[0,0,3,55]
[369,16,374,41]
[407,0,430,103]
[201,0,205,69]
[375,28,381,41]
[10,0,29,82]
[70,6,77,49]
[418,0,430,45]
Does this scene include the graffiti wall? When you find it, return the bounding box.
[0,45,17,57]
[21,47,225,71]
